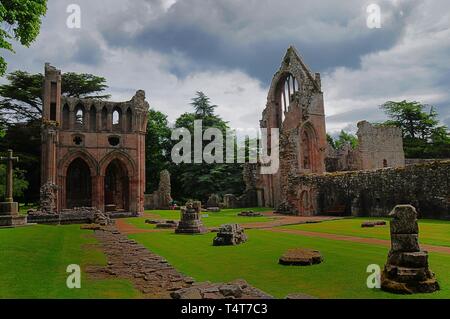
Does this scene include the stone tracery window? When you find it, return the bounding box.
[278,73,299,125]
[302,129,311,169]
[74,104,85,129]
[112,107,122,131]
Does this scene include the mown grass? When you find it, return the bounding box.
[282,217,450,247]
[124,207,274,230]
[0,225,141,299]
[130,228,450,299]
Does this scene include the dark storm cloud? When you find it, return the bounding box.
[99,0,416,83]
[71,33,104,66]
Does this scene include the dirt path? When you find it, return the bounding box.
[266,228,450,254]
[242,215,342,229]
[115,219,164,235]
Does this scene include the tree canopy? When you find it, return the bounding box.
[170,91,243,202]
[381,100,450,158]
[145,109,172,193]
[327,130,358,150]
[190,91,218,118]
[0,0,48,75]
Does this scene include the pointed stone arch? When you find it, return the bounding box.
[298,122,319,172]
[99,150,136,212]
[58,150,99,210]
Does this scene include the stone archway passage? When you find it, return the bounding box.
[66,158,92,208]
[104,159,130,212]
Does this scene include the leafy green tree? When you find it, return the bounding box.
[326,133,336,149]
[190,91,218,117]
[331,130,358,150]
[0,0,48,75]
[0,70,110,123]
[0,120,40,203]
[381,100,450,158]
[146,109,172,193]
[171,92,244,202]
[0,163,29,201]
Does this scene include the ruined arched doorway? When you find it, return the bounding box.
[104,159,130,211]
[66,158,92,208]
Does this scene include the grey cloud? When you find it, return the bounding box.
[71,33,104,66]
[98,0,416,83]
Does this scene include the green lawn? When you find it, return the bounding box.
[124,208,274,230]
[0,225,141,299]
[1,214,449,299]
[129,229,450,299]
[281,217,450,247]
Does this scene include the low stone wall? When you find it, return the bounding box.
[28,208,137,225]
[288,161,450,219]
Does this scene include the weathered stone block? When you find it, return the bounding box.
[381,205,439,294]
[389,205,419,234]
[387,251,428,268]
[175,201,207,234]
[0,202,18,215]
[391,234,420,252]
[213,224,247,246]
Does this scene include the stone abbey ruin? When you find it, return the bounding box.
[29,64,148,223]
[251,46,448,219]
[23,46,449,224]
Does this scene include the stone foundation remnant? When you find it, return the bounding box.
[381,205,439,294]
[175,201,207,234]
[29,206,115,225]
[207,207,220,212]
[238,211,263,217]
[171,279,272,299]
[213,224,248,246]
[0,150,27,227]
[145,219,178,229]
[206,194,221,208]
[279,248,323,266]
[361,220,386,228]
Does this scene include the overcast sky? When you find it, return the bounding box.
[2,0,450,133]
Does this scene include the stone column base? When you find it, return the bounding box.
[0,201,27,227]
[0,215,27,227]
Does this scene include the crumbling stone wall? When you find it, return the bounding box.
[258,46,327,210]
[144,170,172,210]
[326,121,405,172]
[223,163,261,208]
[357,121,405,170]
[286,161,449,219]
[40,64,148,217]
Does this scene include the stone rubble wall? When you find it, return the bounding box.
[326,121,405,172]
[288,161,450,219]
[144,170,172,210]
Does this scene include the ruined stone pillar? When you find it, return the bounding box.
[381,205,439,294]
